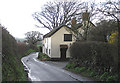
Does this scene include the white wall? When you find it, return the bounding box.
[51,26,75,58]
[42,39,45,54]
[43,22,95,58]
[47,37,51,57]
[42,37,51,57]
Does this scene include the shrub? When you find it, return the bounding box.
[75,67,86,73]
[100,72,108,80]
[90,72,96,77]
[108,32,118,44]
[17,42,29,57]
[65,63,76,69]
[70,41,118,75]
[2,27,27,81]
[87,20,118,42]
[38,52,50,61]
[106,74,118,81]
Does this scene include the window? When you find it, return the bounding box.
[46,49,48,54]
[64,34,72,41]
[49,49,50,55]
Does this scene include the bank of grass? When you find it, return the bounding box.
[37,52,50,61]
[65,62,118,81]
[2,54,27,81]
[2,49,36,81]
[2,27,28,81]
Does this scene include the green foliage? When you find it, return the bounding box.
[69,41,118,81]
[74,67,86,73]
[99,72,118,81]
[38,52,50,61]
[70,41,118,73]
[65,63,76,69]
[106,74,118,81]
[65,62,118,81]
[2,27,27,81]
[100,72,108,80]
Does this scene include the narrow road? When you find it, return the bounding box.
[21,52,92,82]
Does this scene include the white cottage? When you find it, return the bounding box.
[42,11,95,59]
[42,25,75,59]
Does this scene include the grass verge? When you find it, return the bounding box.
[65,62,118,81]
[37,52,50,61]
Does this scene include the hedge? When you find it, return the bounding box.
[70,41,118,75]
[2,27,27,81]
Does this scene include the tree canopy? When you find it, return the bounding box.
[33,1,86,31]
[88,20,118,42]
[25,31,43,45]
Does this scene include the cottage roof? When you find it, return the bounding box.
[89,21,96,27]
[43,25,68,38]
[43,21,95,38]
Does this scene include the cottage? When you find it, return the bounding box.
[42,11,95,59]
[43,25,75,59]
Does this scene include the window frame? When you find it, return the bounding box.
[64,34,72,41]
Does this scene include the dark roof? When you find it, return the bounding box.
[43,21,95,38]
[43,25,68,38]
[89,21,96,27]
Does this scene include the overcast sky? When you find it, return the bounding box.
[0,0,107,39]
[0,0,52,38]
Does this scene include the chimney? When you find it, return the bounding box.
[71,17,77,25]
[82,10,90,21]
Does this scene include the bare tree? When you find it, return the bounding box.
[88,20,118,42]
[67,2,98,41]
[33,1,86,31]
[97,0,120,29]
[96,1,120,66]
[96,0,120,46]
[25,31,43,45]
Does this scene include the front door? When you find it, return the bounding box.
[60,45,68,59]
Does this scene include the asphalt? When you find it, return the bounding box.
[21,52,93,82]
[43,61,68,69]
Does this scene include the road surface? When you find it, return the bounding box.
[21,52,92,82]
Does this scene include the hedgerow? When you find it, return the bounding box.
[69,41,118,81]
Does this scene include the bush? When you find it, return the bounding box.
[87,20,118,42]
[108,31,118,45]
[38,52,50,61]
[74,67,86,73]
[2,27,27,81]
[106,74,118,81]
[100,72,108,80]
[17,42,29,57]
[65,63,76,69]
[70,41,118,75]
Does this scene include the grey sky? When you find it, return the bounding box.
[0,0,107,38]
[0,0,51,38]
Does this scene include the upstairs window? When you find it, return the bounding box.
[64,34,72,41]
